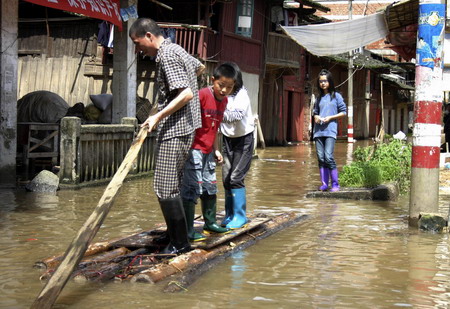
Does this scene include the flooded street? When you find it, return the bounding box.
[3,142,450,308]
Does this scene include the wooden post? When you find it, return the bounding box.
[255,115,266,149]
[59,117,81,185]
[112,0,137,124]
[377,80,385,142]
[364,70,371,139]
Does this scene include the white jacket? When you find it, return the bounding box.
[220,87,255,138]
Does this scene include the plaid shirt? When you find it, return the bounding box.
[155,39,202,141]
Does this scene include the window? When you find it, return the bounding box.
[236,0,254,38]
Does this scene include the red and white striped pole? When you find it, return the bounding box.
[409,0,446,225]
[347,0,354,143]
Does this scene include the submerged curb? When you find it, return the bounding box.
[305,183,399,201]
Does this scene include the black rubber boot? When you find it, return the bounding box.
[183,199,206,242]
[159,196,191,255]
[201,194,230,234]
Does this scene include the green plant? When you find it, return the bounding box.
[340,140,412,193]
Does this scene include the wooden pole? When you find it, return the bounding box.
[31,127,148,309]
[378,80,385,143]
[149,0,173,10]
[255,116,266,149]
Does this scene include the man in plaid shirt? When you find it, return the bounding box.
[130,18,205,255]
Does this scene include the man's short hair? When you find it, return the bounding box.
[129,18,163,38]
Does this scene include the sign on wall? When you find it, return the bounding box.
[23,0,122,30]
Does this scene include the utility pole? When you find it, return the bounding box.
[409,0,446,225]
[347,0,354,143]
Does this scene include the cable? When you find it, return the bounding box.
[335,62,366,88]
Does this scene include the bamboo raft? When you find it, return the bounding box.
[35,212,307,292]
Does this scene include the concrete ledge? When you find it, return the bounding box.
[305,183,399,201]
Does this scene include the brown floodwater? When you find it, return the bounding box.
[2,141,450,308]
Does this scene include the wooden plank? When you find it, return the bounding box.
[28,56,37,92]
[78,61,88,105]
[35,54,46,91]
[41,56,50,91]
[21,56,31,95]
[67,58,76,105]
[45,58,54,91]
[60,56,68,102]
[192,217,270,250]
[110,229,166,248]
[50,58,60,95]
[17,58,23,98]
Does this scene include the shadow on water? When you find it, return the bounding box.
[2,142,450,308]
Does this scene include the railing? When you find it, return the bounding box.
[158,23,216,60]
[59,117,156,186]
[17,122,60,179]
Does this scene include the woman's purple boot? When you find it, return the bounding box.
[319,168,330,191]
[330,169,340,192]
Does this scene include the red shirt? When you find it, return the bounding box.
[192,87,228,153]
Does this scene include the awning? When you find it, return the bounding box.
[380,73,415,90]
[23,0,122,30]
[281,12,388,56]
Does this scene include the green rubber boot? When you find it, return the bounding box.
[201,194,231,234]
[182,199,206,242]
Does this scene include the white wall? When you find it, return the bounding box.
[444,33,450,66]
[444,33,450,91]
[242,72,260,119]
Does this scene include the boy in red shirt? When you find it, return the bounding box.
[181,63,240,241]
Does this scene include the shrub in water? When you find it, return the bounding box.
[340,139,411,193]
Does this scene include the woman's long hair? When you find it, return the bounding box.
[316,69,336,100]
[226,62,243,96]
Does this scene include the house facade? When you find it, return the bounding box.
[15,0,333,147]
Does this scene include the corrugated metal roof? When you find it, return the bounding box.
[298,0,331,13]
[380,73,415,90]
[322,52,406,71]
[265,0,331,13]
[383,0,419,30]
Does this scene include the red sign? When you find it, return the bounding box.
[23,0,122,30]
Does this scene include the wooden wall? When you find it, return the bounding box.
[18,55,93,106]
[18,19,98,58]
[17,55,156,107]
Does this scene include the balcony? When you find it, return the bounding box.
[266,32,302,68]
[158,23,219,60]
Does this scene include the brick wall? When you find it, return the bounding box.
[315,2,391,19]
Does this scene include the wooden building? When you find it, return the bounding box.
[1,0,419,186]
[15,0,333,146]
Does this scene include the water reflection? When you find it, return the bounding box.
[2,142,450,308]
